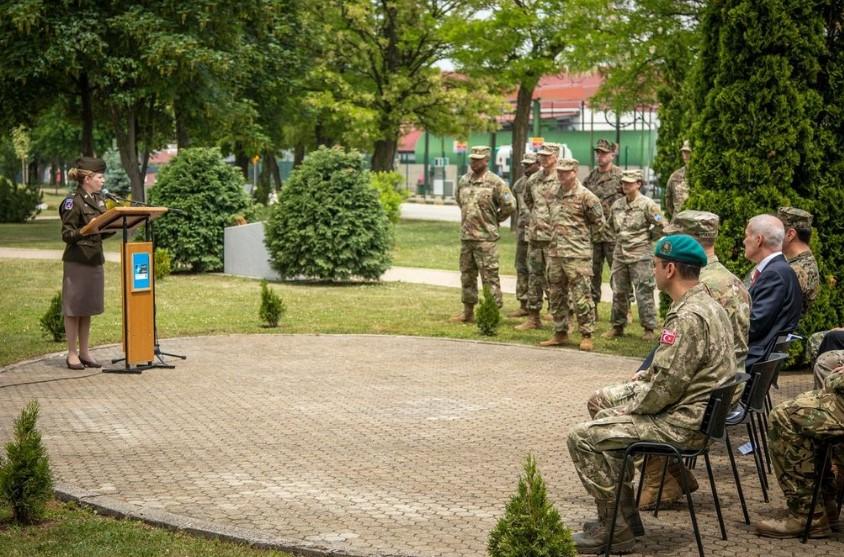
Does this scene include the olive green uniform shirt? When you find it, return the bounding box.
[60,188,113,265]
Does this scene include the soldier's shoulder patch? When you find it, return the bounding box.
[660,328,678,345]
[62,198,73,211]
[654,213,662,221]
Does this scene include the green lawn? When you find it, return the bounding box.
[0,501,292,557]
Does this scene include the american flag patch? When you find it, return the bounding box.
[660,329,677,345]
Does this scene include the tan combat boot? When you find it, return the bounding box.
[642,329,656,341]
[639,458,698,510]
[755,510,831,538]
[539,331,569,347]
[573,499,636,554]
[448,303,475,323]
[579,335,593,352]
[602,327,624,339]
[507,303,529,318]
[514,311,542,330]
[584,484,645,537]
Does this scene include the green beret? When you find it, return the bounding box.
[654,234,707,267]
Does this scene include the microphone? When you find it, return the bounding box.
[101,189,122,203]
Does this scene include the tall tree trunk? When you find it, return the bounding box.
[511,78,539,183]
[174,100,190,151]
[111,104,145,202]
[27,160,38,185]
[79,73,94,156]
[261,151,282,189]
[234,148,250,180]
[371,138,398,172]
[293,142,306,167]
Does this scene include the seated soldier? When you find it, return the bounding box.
[754,364,844,538]
[567,235,736,553]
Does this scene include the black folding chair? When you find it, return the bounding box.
[766,333,802,413]
[802,436,844,543]
[605,374,749,557]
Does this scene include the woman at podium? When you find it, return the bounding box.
[59,156,114,370]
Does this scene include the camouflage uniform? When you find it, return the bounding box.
[456,167,515,307]
[768,372,844,514]
[583,160,623,307]
[608,173,664,331]
[788,250,820,315]
[544,161,604,335]
[523,168,558,313]
[814,350,844,390]
[511,166,543,308]
[665,166,688,219]
[568,282,736,501]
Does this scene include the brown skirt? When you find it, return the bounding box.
[62,261,104,317]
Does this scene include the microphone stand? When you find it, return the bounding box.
[105,191,187,368]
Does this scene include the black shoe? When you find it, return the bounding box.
[66,358,85,370]
[79,357,102,368]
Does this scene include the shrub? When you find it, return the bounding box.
[0,177,41,223]
[0,401,54,524]
[148,148,252,272]
[103,148,131,197]
[39,291,64,342]
[476,286,501,336]
[488,454,575,557]
[370,171,409,225]
[154,248,172,281]
[265,147,391,281]
[259,280,286,327]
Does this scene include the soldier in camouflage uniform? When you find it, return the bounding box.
[583,139,623,313]
[665,140,691,220]
[778,207,820,316]
[603,169,664,340]
[754,368,844,538]
[509,153,543,317]
[814,349,844,390]
[567,235,736,553]
[515,143,562,331]
[449,146,515,323]
[534,158,605,351]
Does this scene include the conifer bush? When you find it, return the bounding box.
[265,147,391,281]
[148,148,252,272]
[154,248,172,281]
[0,401,54,524]
[476,286,500,336]
[488,454,575,557]
[39,291,64,342]
[259,280,286,327]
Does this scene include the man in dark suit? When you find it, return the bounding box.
[744,214,803,370]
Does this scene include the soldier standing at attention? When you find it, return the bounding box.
[604,169,664,340]
[777,206,820,316]
[536,158,604,351]
[449,146,515,323]
[567,235,735,553]
[665,140,692,220]
[509,152,542,317]
[515,143,561,331]
[583,139,623,316]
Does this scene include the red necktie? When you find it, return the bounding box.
[751,269,761,284]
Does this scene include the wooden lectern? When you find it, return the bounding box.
[81,206,172,373]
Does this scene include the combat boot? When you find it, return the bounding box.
[642,329,656,341]
[602,327,624,339]
[579,335,594,352]
[514,311,542,330]
[539,331,569,347]
[448,303,475,323]
[507,301,529,317]
[584,484,645,537]
[573,499,636,554]
[639,458,698,510]
[755,510,831,538]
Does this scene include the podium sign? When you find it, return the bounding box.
[123,242,155,364]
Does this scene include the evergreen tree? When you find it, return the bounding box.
[476,286,501,337]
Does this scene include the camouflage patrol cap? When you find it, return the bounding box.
[680,140,692,152]
[556,158,578,171]
[521,152,538,164]
[620,169,644,183]
[469,146,491,159]
[777,207,813,230]
[594,138,614,153]
[664,210,720,240]
[654,234,708,267]
[537,143,561,156]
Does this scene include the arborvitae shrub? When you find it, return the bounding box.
[0,401,54,524]
[264,147,391,280]
[259,280,285,327]
[148,148,252,272]
[476,286,500,336]
[154,248,172,281]
[39,291,64,342]
[488,454,575,557]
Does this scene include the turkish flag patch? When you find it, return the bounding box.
[660,329,678,345]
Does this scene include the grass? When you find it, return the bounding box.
[0,258,651,369]
[0,500,293,557]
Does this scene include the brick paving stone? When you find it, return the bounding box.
[0,334,840,556]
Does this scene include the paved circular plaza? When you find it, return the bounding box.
[0,335,839,556]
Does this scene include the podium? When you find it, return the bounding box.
[81,206,178,373]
